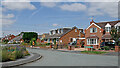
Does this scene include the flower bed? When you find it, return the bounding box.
[0,45,30,62]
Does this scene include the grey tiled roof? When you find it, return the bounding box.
[95,20,120,29]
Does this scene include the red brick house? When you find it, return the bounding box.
[43,26,85,45]
[2,34,15,41]
[85,20,120,49]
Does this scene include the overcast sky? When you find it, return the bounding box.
[1,1,118,37]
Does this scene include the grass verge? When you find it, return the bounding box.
[81,51,107,54]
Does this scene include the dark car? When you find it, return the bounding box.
[68,41,77,46]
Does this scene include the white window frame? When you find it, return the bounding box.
[75,29,77,32]
[90,28,97,33]
[87,38,98,45]
[105,27,111,32]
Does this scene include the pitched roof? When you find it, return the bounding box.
[11,33,23,41]
[95,20,120,29]
[44,26,82,39]
[102,33,112,39]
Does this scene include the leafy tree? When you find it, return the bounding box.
[22,32,38,43]
[110,27,120,46]
[30,38,36,45]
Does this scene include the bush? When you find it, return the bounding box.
[103,46,110,50]
[13,42,17,44]
[75,46,79,48]
[45,43,52,45]
[16,51,24,59]
[1,45,30,62]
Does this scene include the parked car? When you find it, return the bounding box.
[68,41,77,46]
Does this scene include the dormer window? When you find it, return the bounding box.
[53,30,55,34]
[90,28,97,33]
[75,29,77,32]
[105,23,111,33]
[115,22,120,32]
[55,30,58,34]
[105,27,111,32]
[116,26,120,32]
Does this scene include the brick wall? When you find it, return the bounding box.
[59,28,84,45]
[85,23,103,49]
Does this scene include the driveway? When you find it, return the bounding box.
[23,48,118,66]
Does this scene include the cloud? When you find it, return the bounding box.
[2,2,36,11]
[0,13,16,25]
[52,24,59,27]
[1,14,15,19]
[59,3,87,11]
[0,19,16,25]
[40,2,57,8]
[88,2,118,18]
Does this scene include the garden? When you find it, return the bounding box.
[0,45,30,62]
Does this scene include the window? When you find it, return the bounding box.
[75,29,77,32]
[105,27,111,32]
[55,30,58,34]
[116,26,120,32]
[60,40,62,42]
[50,31,53,35]
[90,28,97,33]
[87,38,98,45]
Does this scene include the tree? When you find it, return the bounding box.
[110,27,120,46]
[22,32,38,43]
[30,38,36,45]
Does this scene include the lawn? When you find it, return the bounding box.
[81,51,107,54]
[0,45,30,62]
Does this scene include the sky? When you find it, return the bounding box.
[0,1,119,37]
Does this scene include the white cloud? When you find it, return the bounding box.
[0,14,16,25]
[40,2,57,8]
[0,19,16,25]
[60,3,87,11]
[2,2,36,11]
[1,14,15,19]
[88,2,118,18]
[52,24,59,27]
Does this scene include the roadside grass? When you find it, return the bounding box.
[81,51,108,54]
[0,45,30,62]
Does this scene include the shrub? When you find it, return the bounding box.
[9,51,16,61]
[103,46,110,50]
[2,50,9,62]
[16,50,24,59]
[75,46,79,48]
[13,42,16,44]
[45,43,52,45]
[1,45,30,62]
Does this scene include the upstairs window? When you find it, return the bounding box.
[105,27,111,32]
[90,28,97,33]
[116,26,120,32]
[75,29,77,32]
[105,23,111,33]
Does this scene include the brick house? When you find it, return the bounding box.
[84,20,120,49]
[43,26,85,45]
[10,33,24,43]
[2,34,15,41]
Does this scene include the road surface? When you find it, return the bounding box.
[23,48,118,66]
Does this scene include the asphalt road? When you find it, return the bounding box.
[23,48,118,66]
